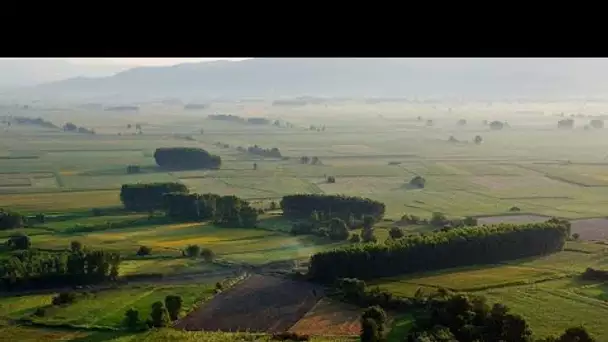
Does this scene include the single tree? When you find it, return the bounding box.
[388,226,404,239]
[200,248,215,262]
[124,308,140,330]
[474,135,483,144]
[137,245,152,256]
[70,240,83,253]
[329,218,349,241]
[149,301,170,327]
[185,244,201,258]
[165,295,183,321]
[360,318,380,342]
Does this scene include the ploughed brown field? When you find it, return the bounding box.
[174,274,323,333]
[288,298,362,336]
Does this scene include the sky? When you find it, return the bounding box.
[65,58,250,66]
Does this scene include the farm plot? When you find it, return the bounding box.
[477,214,551,225]
[477,280,608,340]
[0,190,121,213]
[179,177,273,199]
[288,298,361,336]
[174,274,322,333]
[217,176,323,196]
[570,218,608,241]
[60,173,177,190]
[30,283,215,329]
[0,326,90,342]
[317,177,405,196]
[444,162,536,176]
[523,163,608,187]
[467,175,583,199]
[372,265,561,293]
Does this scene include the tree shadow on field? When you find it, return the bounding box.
[69,331,136,342]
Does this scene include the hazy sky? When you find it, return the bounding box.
[67,58,250,66]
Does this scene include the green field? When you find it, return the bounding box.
[4,101,608,340]
[26,284,214,329]
[372,243,608,340]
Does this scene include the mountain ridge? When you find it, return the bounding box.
[7,58,608,102]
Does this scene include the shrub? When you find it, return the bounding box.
[70,240,83,253]
[350,233,361,243]
[463,216,478,226]
[185,244,201,258]
[124,308,140,330]
[34,308,46,317]
[271,332,310,341]
[360,318,380,342]
[200,248,215,262]
[149,301,170,327]
[137,245,152,256]
[52,292,78,306]
[430,212,448,227]
[388,227,404,239]
[510,206,521,212]
[7,234,30,250]
[409,176,426,188]
[327,176,336,183]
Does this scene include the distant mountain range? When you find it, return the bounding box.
[5,58,608,103]
[0,59,128,89]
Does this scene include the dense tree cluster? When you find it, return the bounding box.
[336,278,595,342]
[0,246,120,291]
[489,121,505,130]
[126,165,141,174]
[558,119,575,129]
[13,116,58,129]
[0,209,25,230]
[309,221,568,281]
[207,115,271,125]
[164,192,258,228]
[581,267,608,281]
[300,156,321,165]
[590,119,604,129]
[247,117,271,125]
[281,194,385,222]
[398,212,477,229]
[408,176,426,189]
[120,182,188,211]
[236,145,282,158]
[63,122,95,134]
[154,147,221,170]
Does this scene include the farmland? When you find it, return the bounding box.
[3,100,608,340]
[371,242,608,340]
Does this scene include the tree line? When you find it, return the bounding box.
[309,221,569,281]
[120,182,188,211]
[0,209,25,230]
[281,194,386,222]
[154,147,221,170]
[236,145,282,158]
[164,192,258,228]
[0,243,120,291]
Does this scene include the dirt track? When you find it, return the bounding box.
[174,274,323,333]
